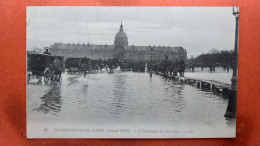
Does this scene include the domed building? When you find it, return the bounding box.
[49,21,187,63]
[114,21,128,47]
[113,21,128,61]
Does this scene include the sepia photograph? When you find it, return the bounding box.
[26,7,238,138]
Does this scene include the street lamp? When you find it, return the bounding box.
[138,53,141,72]
[164,54,168,74]
[231,7,239,88]
[150,48,154,77]
[225,7,239,118]
[171,52,174,63]
[151,50,153,64]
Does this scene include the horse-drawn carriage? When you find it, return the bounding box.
[27,54,64,84]
[65,58,82,74]
[27,54,52,84]
[80,57,91,72]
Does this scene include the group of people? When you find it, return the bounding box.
[43,48,187,78]
[169,59,186,76]
[152,58,186,77]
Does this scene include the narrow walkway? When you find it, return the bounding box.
[155,72,233,95]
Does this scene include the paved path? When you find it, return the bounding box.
[185,72,232,85]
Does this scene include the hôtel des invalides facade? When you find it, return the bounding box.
[49,22,187,63]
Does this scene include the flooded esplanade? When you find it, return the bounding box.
[27,69,235,135]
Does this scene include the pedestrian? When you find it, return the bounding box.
[43,49,51,55]
[192,64,195,72]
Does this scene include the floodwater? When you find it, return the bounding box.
[27,71,235,137]
[185,67,233,84]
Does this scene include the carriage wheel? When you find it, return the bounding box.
[44,68,50,84]
[53,74,58,85]
[53,75,57,85]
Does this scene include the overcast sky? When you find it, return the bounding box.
[27,7,236,57]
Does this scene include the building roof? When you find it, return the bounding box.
[51,42,186,53]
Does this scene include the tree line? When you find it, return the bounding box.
[187,50,235,68]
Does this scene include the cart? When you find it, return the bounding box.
[65,57,81,74]
[27,54,52,84]
[80,57,91,73]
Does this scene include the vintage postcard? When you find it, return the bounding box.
[26,7,238,138]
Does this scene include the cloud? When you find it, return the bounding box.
[27,7,235,57]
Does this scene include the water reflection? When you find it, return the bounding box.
[28,72,233,128]
[34,86,62,115]
[160,77,185,113]
[108,74,127,118]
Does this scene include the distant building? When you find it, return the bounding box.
[49,21,187,62]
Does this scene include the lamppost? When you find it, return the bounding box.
[151,50,153,65]
[150,49,154,77]
[164,54,168,74]
[171,52,175,74]
[138,53,141,72]
[231,7,239,89]
[171,52,174,62]
[225,7,239,118]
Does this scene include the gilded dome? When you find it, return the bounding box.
[114,21,128,46]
